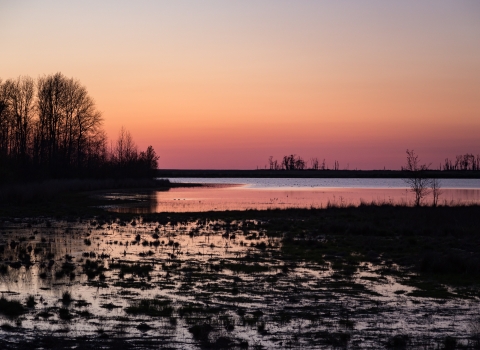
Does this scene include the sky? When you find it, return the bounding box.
[1,1,479,169]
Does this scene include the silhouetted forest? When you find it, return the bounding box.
[268,155,340,170]
[442,154,480,171]
[0,73,158,183]
[269,153,480,172]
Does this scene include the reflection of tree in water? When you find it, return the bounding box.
[106,189,161,214]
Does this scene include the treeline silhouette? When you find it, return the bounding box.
[0,73,158,183]
[443,154,480,171]
[268,155,340,171]
[270,153,480,172]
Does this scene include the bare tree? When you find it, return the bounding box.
[6,76,35,159]
[0,72,159,180]
[268,156,274,170]
[69,81,103,168]
[0,79,12,157]
[444,153,480,171]
[36,72,67,163]
[273,159,279,170]
[281,154,306,170]
[268,156,281,170]
[282,155,292,170]
[35,73,103,172]
[295,156,305,170]
[430,178,442,207]
[84,128,108,167]
[334,160,339,171]
[114,126,137,165]
[310,157,319,170]
[403,149,431,206]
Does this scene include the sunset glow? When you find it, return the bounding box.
[1,1,479,169]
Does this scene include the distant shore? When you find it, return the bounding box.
[157,169,480,179]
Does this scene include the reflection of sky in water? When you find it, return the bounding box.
[1,220,478,347]
[165,177,480,189]
[109,178,480,213]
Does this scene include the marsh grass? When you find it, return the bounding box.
[109,263,153,276]
[125,299,173,317]
[224,262,269,274]
[0,297,25,318]
[58,307,72,320]
[1,205,480,348]
[83,259,106,280]
[188,323,213,341]
[25,295,36,308]
[61,291,72,305]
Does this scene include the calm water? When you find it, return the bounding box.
[107,178,480,213]
[168,177,480,189]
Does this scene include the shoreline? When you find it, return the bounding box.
[156,169,480,179]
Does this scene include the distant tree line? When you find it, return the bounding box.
[442,154,480,171]
[268,155,340,171]
[0,73,158,182]
[270,152,480,172]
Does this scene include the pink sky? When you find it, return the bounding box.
[1,1,479,169]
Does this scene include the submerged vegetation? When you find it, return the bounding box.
[0,204,479,348]
[0,297,25,319]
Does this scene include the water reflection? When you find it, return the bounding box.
[100,189,159,213]
[0,219,478,348]
[167,177,480,189]
[108,184,480,213]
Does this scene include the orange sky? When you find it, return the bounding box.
[1,1,479,169]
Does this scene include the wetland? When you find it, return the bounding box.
[108,178,480,213]
[1,197,480,349]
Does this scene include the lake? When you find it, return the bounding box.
[107,178,480,213]
[1,180,480,348]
